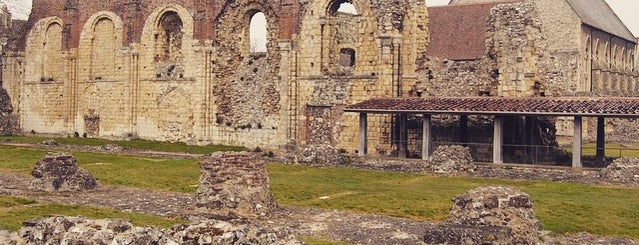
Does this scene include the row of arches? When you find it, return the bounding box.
[27,4,278,82]
[587,37,636,72]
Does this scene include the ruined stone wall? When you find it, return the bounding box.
[295,0,429,155]
[4,0,428,152]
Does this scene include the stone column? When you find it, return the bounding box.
[422,114,432,160]
[359,113,368,156]
[493,116,503,164]
[573,116,583,168]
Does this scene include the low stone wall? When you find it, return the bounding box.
[600,157,639,186]
[195,152,278,218]
[7,216,302,245]
[29,153,98,192]
[424,186,541,244]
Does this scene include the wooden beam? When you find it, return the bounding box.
[493,116,503,164]
[573,116,583,168]
[359,113,368,156]
[596,117,606,163]
[422,114,432,160]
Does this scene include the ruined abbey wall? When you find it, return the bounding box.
[2,0,429,152]
[423,0,639,143]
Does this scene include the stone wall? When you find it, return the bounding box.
[2,0,428,153]
[195,152,278,218]
[5,216,302,245]
[0,87,17,134]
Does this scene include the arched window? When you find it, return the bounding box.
[91,18,116,80]
[249,12,268,53]
[43,23,63,81]
[155,11,184,78]
[335,2,358,15]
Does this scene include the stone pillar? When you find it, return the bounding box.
[422,114,432,160]
[596,117,606,163]
[573,116,583,168]
[493,116,503,164]
[359,113,368,156]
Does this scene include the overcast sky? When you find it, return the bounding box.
[2,0,638,37]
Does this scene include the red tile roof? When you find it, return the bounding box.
[426,1,522,61]
[346,97,639,117]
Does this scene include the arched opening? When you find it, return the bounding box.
[335,2,358,15]
[249,12,268,53]
[155,11,184,79]
[91,17,116,80]
[42,23,63,81]
[324,0,360,72]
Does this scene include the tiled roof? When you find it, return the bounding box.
[346,97,639,117]
[566,0,636,42]
[426,2,520,60]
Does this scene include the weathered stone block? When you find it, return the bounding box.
[195,152,278,218]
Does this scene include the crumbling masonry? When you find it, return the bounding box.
[1,0,428,154]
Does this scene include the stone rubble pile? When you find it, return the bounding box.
[599,157,639,185]
[28,153,98,192]
[428,145,476,174]
[295,144,350,165]
[424,186,541,245]
[6,216,303,245]
[196,152,278,218]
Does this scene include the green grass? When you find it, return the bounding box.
[579,143,639,158]
[0,135,248,154]
[0,145,200,193]
[267,164,639,239]
[0,196,184,231]
[301,237,353,245]
[1,144,639,239]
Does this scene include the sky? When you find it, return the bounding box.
[2,0,638,37]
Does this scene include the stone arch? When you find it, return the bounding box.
[25,17,65,82]
[42,22,64,82]
[141,4,195,80]
[23,17,66,83]
[249,11,268,53]
[593,39,601,66]
[79,11,124,81]
[603,43,610,68]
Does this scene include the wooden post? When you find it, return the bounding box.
[459,115,468,146]
[422,114,432,160]
[398,114,408,158]
[573,116,583,168]
[359,113,368,156]
[493,116,504,164]
[596,117,606,164]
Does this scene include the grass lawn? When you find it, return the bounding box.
[0,135,248,154]
[1,144,639,239]
[267,164,639,239]
[0,196,185,231]
[580,143,639,158]
[0,145,200,193]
